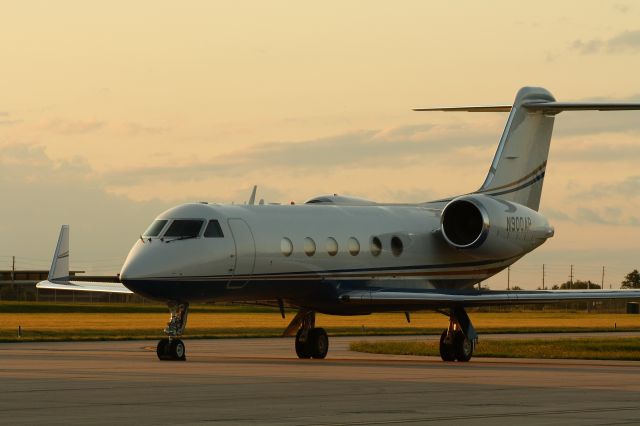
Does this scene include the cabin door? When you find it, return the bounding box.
[227,218,256,288]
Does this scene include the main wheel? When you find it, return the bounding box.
[453,330,473,362]
[157,338,170,360]
[439,330,455,361]
[169,339,187,361]
[295,329,312,359]
[309,328,329,359]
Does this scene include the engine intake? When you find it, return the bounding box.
[441,199,489,248]
[438,194,554,259]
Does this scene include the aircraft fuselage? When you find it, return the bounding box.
[120,200,550,313]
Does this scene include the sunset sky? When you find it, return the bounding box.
[1,1,639,289]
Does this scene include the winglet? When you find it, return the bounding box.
[248,185,257,205]
[48,225,70,281]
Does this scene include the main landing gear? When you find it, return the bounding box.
[439,307,477,362]
[157,301,189,361]
[283,309,329,359]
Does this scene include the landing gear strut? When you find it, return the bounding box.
[284,309,329,359]
[439,307,477,362]
[157,301,189,361]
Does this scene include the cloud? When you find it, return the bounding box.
[570,30,640,55]
[102,123,497,186]
[613,3,630,13]
[570,39,603,55]
[548,176,640,227]
[0,144,92,181]
[552,139,640,163]
[540,208,570,221]
[0,143,174,274]
[575,207,639,227]
[608,30,640,52]
[32,118,169,137]
[37,118,105,135]
[574,175,640,199]
[575,207,609,225]
[0,112,22,126]
[0,119,22,126]
[544,204,639,227]
[119,122,169,136]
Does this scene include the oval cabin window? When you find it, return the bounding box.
[281,237,293,257]
[304,237,316,257]
[348,237,360,256]
[326,237,338,256]
[391,236,404,256]
[371,236,382,257]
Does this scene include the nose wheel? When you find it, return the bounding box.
[157,302,189,361]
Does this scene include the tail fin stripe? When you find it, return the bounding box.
[485,172,545,198]
[477,161,546,194]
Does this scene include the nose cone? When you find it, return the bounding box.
[120,238,215,281]
[120,241,156,280]
[546,225,555,238]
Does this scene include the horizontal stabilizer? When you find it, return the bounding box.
[37,280,133,294]
[340,289,640,308]
[414,102,640,114]
[522,101,640,113]
[413,105,512,112]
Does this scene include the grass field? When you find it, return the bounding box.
[1,301,639,342]
[350,337,640,361]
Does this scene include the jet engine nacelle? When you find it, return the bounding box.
[440,194,554,259]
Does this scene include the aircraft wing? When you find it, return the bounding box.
[36,280,132,294]
[36,225,132,294]
[339,288,640,308]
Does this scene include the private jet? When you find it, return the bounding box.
[39,87,640,362]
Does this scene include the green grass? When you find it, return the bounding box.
[1,301,639,345]
[0,301,285,314]
[350,338,640,361]
[0,327,459,343]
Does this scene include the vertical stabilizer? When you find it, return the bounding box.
[476,87,556,211]
[48,225,70,280]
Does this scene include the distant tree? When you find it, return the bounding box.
[621,269,640,289]
[553,280,601,290]
[508,285,523,291]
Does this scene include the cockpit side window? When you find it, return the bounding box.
[143,220,168,237]
[204,220,224,238]
[164,219,204,238]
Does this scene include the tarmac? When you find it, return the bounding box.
[1,334,640,425]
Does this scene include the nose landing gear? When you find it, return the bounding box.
[157,301,189,361]
[439,307,477,362]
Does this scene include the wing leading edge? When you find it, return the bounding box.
[37,280,132,294]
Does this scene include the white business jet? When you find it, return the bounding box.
[38,87,640,362]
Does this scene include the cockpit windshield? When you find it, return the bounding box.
[143,220,168,237]
[164,219,205,238]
